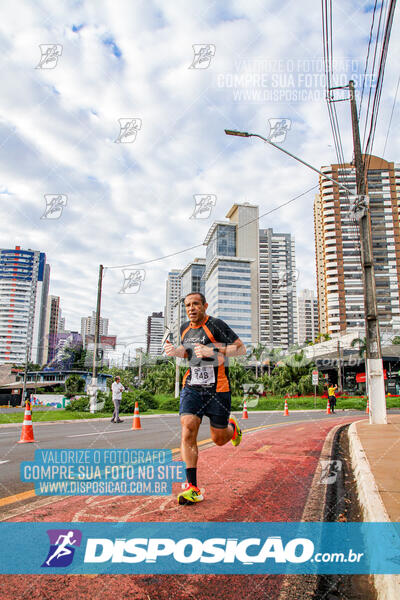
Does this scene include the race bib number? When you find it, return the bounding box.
[190,366,215,385]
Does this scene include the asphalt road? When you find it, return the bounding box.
[0,409,369,503]
[0,411,371,600]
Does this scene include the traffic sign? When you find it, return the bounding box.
[312,370,319,386]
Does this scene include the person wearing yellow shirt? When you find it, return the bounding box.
[328,383,338,414]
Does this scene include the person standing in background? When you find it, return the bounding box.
[111,375,125,423]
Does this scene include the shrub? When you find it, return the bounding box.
[97,390,113,413]
[65,396,90,412]
[158,397,179,411]
[136,390,158,410]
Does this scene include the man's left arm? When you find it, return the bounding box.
[217,338,246,357]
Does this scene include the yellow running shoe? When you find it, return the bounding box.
[177,483,204,505]
[229,414,242,447]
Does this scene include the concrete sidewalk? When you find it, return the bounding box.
[349,414,400,600]
[350,414,400,522]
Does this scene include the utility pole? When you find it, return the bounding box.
[175,298,182,398]
[21,342,30,407]
[337,341,342,392]
[90,264,104,413]
[138,348,143,385]
[349,80,386,424]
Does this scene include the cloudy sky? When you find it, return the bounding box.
[0,0,399,358]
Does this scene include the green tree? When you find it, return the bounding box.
[392,336,400,345]
[351,337,367,357]
[65,374,86,398]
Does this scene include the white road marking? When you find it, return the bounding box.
[67,429,133,437]
[0,460,10,464]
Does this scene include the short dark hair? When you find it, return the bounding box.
[184,292,206,305]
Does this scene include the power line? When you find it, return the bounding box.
[104,185,319,270]
[382,73,400,157]
[363,0,396,172]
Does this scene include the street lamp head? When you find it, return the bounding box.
[224,129,250,137]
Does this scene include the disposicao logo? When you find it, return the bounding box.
[83,536,314,564]
[41,529,82,568]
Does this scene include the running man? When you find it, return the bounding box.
[164,292,247,505]
[46,531,77,566]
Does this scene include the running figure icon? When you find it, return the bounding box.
[45,531,77,566]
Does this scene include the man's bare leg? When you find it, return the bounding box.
[180,414,201,468]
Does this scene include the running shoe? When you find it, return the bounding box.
[177,483,204,505]
[229,414,242,447]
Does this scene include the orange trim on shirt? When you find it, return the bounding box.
[202,322,230,392]
[189,315,210,329]
[182,368,190,388]
[181,324,191,342]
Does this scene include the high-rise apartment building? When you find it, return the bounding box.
[203,203,259,347]
[315,155,400,335]
[180,258,206,298]
[146,312,164,356]
[0,246,50,365]
[259,229,297,349]
[297,289,319,344]
[42,295,60,364]
[165,270,181,331]
[80,311,109,347]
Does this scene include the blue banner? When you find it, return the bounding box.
[1,522,400,574]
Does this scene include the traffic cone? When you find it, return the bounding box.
[326,398,331,414]
[132,401,141,430]
[283,398,289,416]
[366,397,369,414]
[242,399,249,419]
[18,399,35,443]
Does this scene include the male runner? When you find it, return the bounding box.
[164,292,246,505]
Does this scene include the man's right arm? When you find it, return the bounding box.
[164,341,187,358]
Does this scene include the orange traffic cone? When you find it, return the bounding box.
[18,399,35,443]
[242,399,249,419]
[366,397,369,414]
[326,398,331,414]
[132,401,142,430]
[283,398,289,416]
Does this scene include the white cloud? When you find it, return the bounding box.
[0,0,399,351]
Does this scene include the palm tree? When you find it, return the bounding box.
[351,337,367,357]
[248,343,267,378]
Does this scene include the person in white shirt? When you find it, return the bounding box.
[111,376,125,423]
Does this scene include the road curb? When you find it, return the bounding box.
[348,420,400,600]
[278,422,344,600]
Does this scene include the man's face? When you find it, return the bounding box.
[116,378,120,383]
[184,294,208,324]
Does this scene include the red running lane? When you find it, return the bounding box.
[0,415,364,600]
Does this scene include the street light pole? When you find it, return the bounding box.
[225,130,356,196]
[226,116,387,424]
[90,264,104,413]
